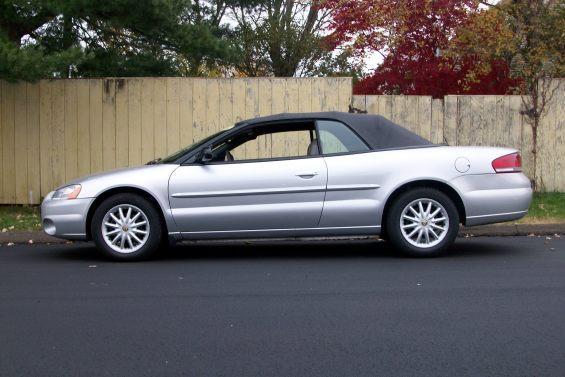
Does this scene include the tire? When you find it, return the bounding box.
[385,188,459,257]
[91,193,164,261]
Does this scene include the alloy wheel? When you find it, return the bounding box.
[101,204,150,254]
[399,198,449,248]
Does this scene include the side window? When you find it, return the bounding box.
[208,122,318,163]
[317,120,369,154]
[230,130,312,160]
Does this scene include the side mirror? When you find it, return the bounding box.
[199,146,213,163]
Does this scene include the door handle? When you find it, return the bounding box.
[296,172,318,179]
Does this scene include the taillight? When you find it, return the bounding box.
[492,152,522,173]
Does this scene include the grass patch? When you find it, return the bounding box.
[0,206,41,232]
[0,192,563,232]
[519,192,565,223]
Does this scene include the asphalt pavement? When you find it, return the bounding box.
[1,236,564,377]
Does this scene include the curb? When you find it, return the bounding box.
[459,223,565,237]
[1,223,564,245]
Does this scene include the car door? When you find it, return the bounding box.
[168,124,328,239]
[315,120,383,232]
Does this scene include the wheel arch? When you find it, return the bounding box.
[380,179,467,238]
[85,187,168,240]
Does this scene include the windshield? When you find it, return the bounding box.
[156,129,231,164]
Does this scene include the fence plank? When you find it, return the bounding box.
[443,96,457,146]
[115,79,129,168]
[311,77,326,112]
[102,79,116,171]
[2,82,16,203]
[140,78,155,162]
[338,78,351,111]
[507,96,522,151]
[192,79,207,146]
[271,79,287,157]
[89,80,103,175]
[521,97,535,182]
[179,78,194,147]
[405,96,419,135]
[14,83,28,204]
[483,96,497,147]
[232,78,246,124]
[244,79,259,159]
[64,81,78,182]
[457,96,473,145]
[52,80,66,188]
[284,79,299,156]
[76,80,91,177]
[153,78,167,160]
[554,85,565,191]
[166,78,181,155]
[206,79,220,135]
[325,78,339,111]
[39,81,53,196]
[431,99,444,144]
[258,79,272,157]
[229,79,246,160]
[26,83,40,203]
[219,79,233,131]
[127,79,142,166]
[418,96,432,140]
[297,79,312,153]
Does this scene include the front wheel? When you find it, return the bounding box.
[385,188,459,257]
[91,194,164,261]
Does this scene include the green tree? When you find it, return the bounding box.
[228,0,359,77]
[0,0,235,81]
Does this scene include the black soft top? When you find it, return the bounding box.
[235,111,432,150]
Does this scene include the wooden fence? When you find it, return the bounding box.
[0,77,351,204]
[0,77,563,204]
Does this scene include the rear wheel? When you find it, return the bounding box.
[91,194,163,260]
[386,188,459,257]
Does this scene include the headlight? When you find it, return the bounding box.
[52,184,82,200]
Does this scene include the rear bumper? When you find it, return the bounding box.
[41,193,94,240]
[450,173,532,226]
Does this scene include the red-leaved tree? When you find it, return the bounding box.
[324,0,521,97]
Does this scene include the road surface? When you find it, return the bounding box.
[1,236,564,376]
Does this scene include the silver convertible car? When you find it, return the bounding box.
[41,112,532,260]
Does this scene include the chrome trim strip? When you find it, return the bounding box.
[172,184,379,198]
[466,210,528,219]
[326,184,380,191]
[178,225,381,235]
[171,186,326,198]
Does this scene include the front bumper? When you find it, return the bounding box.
[41,194,94,240]
[451,173,533,226]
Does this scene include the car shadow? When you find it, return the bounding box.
[45,236,519,263]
